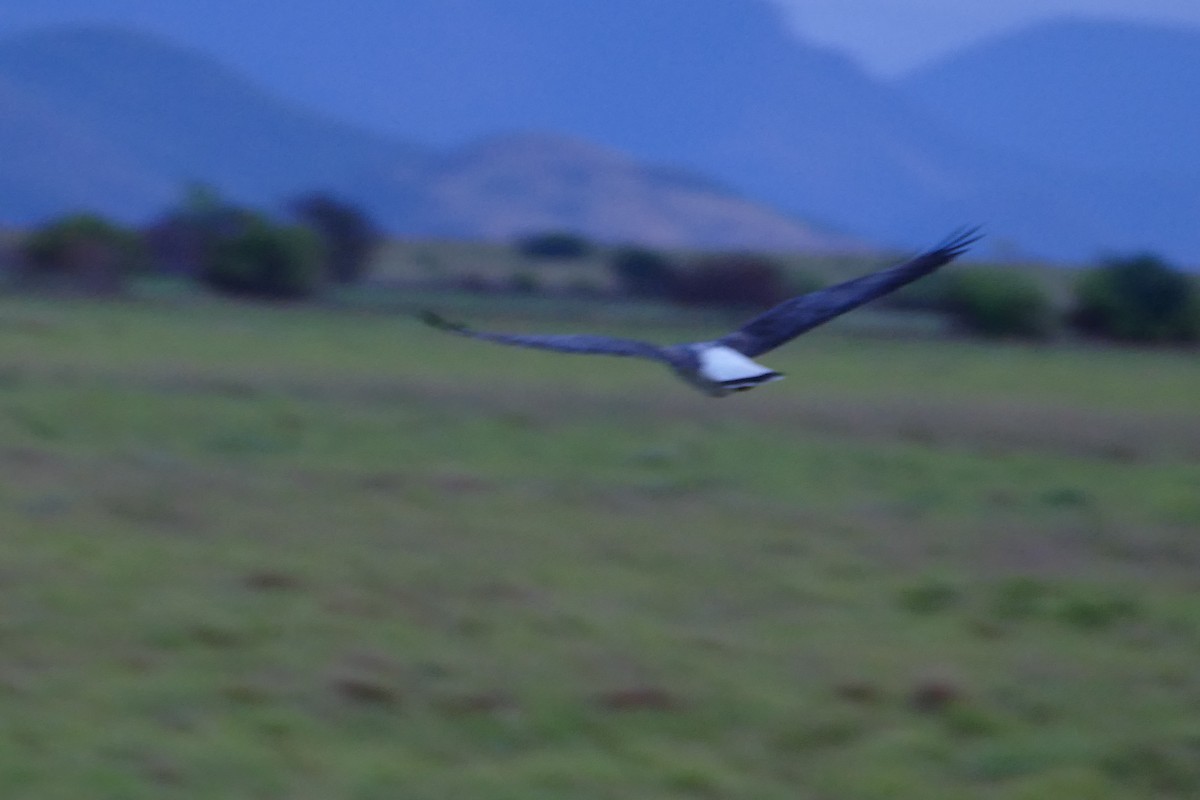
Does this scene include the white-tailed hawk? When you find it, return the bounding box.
[421,228,981,397]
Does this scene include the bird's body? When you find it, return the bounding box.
[421,228,980,397]
[648,343,782,396]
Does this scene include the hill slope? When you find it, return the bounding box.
[0,71,172,220]
[2,13,1200,262]
[130,0,1196,261]
[365,133,860,250]
[0,25,852,251]
[0,26,419,221]
[900,18,1200,177]
[259,0,1004,246]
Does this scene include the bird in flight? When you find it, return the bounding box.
[421,228,980,397]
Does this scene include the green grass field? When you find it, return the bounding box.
[1,292,1199,799]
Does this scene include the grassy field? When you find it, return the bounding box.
[1,291,1199,799]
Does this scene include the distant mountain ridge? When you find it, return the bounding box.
[363,133,861,250]
[0,27,417,215]
[299,0,1003,248]
[896,17,1200,264]
[1,9,1199,263]
[0,25,854,251]
[900,18,1200,178]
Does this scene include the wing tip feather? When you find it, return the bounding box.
[936,225,984,260]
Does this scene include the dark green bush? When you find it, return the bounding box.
[507,271,540,294]
[515,231,594,260]
[1070,254,1200,343]
[144,185,258,278]
[290,192,380,285]
[944,269,1053,339]
[671,254,791,309]
[884,270,957,312]
[610,247,679,298]
[20,213,145,295]
[201,215,325,299]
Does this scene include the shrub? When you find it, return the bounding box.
[290,192,380,284]
[944,269,1053,339]
[507,271,540,294]
[143,185,256,277]
[20,213,145,295]
[671,254,791,309]
[515,231,593,260]
[610,247,679,298]
[0,232,18,279]
[200,215,325,300]
[884,270,957,312]
[1070,254,1200,343]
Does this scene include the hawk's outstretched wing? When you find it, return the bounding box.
[420,311,670,362]
[719,228,981,357]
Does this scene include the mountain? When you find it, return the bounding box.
[0,25,852,251]
[896,17,1200,264]
[365,133,860,250]
[2,11,1200,262]
[900,19,1200,178]
[157,0,1196,261]
[0,26,418,221]
[235,0,1000,247]
[0,70,172,220]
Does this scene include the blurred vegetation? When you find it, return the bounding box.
[515,230,595,260]
[610,246,679,299]
[944,268,1054,339]
[144,184,245,278]
[607,248,823,313]
[199,214,325,300]
[671,253,792,309]
[8,200,1200,355]
[1069,254,1200,343]
[144,186,377,299]
[17,213,146,295]
[290,192,381,285]
[884,269,958,312]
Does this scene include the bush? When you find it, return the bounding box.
[515,231,593,260]
[143,185,256,278]
[885,270,957,312]
[290,192,380,285]
[20,213,145,295]
[200,215,325,300]
[944,269,1053,339]
[610,247,679,298]
[1070,254,1200,343]
[507,271,540,294]
[671,254,791,309]
[0,231,19,277]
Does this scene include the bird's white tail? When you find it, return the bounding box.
[698,346,782,391]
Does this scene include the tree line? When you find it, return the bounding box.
[3,201,1198,345]
[603,243,1199,345]
[11,187,380,300]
